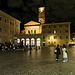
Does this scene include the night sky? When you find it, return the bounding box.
[0,0,75,33]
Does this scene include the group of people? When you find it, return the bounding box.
[54,44,68,62]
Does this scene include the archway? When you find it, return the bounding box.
[21,38,25,45]
[37,38,41,46]
[31,38,35,46]
[26,38,30,46]
[17,39,20,43]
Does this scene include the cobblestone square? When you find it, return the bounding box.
[0,47,75,75]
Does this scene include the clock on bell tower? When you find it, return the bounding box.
[38,7,45,24]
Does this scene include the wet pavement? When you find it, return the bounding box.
[0,47,75,75]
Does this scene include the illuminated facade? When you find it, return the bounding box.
[0,10,21,44]
[38,7,45,24]
[15,7,71,47]
[16,21,71,47]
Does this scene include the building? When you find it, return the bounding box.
[15,7,71,47]
[0,10,21,44]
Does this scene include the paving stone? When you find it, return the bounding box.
[0,47,75,75]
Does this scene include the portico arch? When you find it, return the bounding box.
[21,38,25,45]
[31,38,35,46]
[26,38,30,46]
[37,38,41,46]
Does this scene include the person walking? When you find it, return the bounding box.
[62,44,68,62]
[54,44,60,61]
[30,45,32,54]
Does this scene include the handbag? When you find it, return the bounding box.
[54,50,57,54]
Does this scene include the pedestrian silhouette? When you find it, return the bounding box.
[30,45,32,54]
[62,44,68,62]
[54,44,60,61]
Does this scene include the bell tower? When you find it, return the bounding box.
[38,7,45,24]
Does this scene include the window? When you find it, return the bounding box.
[0,17,2,21]
[65,30,69,33]
[0,28,1,32]
[48,31,51,33]
[59,25,62,28]
[43,42,45,46]
[43,36,45,39]
[10,21,14,25]
[4,29,6,33]
[10,31,14,34]
[48,36,50,40]
[66,42,68,44]
[54,42,56,44]
[28,30,30,34]
[60,36,62,39]
[54,25,56,28]
[54,36,57,39]
[31,30,33,34]
[43,26,45,28]
[48,42,50,44]
[4,19,7,23]
[16,24,18,27]
[60,30,62,33]
[43,31,45,33]
[53,30,57,33]
[34,30,36,34]
[49,26,51,28]
[66,36,68,39]
[65,24,69,27]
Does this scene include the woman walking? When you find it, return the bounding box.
[62,44,68,62]
[54,44,60,61]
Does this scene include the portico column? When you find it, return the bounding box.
[35,38,37,47]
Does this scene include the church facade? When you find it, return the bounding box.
[15,7,71,47]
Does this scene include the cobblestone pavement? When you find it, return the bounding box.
[0,47,75,75]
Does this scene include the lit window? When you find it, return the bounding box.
[40,7,43,12]
[54,30,57,33]
[34,30,36,34]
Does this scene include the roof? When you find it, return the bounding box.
[25,21,40,26]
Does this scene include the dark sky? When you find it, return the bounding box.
[0,0,75,33]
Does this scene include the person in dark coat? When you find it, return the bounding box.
[30,45,32,54]
[54,44,60,61]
